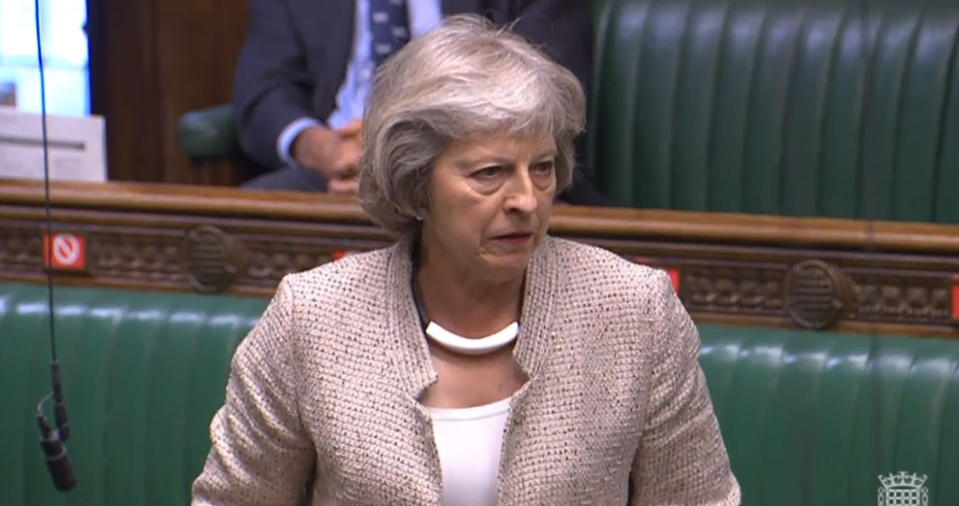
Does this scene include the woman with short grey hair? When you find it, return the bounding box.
[194,15,739,506]
[360,15,584,237]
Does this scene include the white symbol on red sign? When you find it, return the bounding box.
[52,234,81,266]
[44,232,86,270]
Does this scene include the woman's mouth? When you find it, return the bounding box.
[492,232,533,245]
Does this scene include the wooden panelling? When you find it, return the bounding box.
[87,0,162,182]
[2,179,958,338]
[87,0,249,185]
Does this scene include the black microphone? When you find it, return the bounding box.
[33,0,77,492]
[37,400,77,491]
[51,361,70,442]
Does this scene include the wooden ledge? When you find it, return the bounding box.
[3,178,959,253]
[1,178,957,337]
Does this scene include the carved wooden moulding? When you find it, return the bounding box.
[1,180,957,337]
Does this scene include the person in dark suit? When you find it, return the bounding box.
[234,0,605,204]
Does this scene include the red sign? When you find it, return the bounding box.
[667,267,681,293]
[632,257,681,293]
[332,250,365,261]
[953,275,959,320]
[43,233,87,270]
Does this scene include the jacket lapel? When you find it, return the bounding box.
[512,236,558,379]
[380,238,443,503]
[385,237,439,401]
[315,0,355,112]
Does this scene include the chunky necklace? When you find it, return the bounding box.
[411,271,519,355]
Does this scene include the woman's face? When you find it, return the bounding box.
[421,131,557,281]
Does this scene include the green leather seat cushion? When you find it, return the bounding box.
[2,282,957,505]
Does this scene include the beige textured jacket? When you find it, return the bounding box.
[192,237,740,505]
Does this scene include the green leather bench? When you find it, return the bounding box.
[2,281,958,505]
[179,0,959,224]
[0,283,265,506]
[588,0,959,221]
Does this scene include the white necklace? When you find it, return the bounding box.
[424,320,518,355]
[412,270,519,355]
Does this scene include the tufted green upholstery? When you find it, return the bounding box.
[701,325,959,506]
[0,283,266,506]
[2,281,958,505]
[589,0,959,222]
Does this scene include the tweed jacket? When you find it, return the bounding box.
[192,237,740,505]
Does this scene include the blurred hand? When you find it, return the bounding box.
[329,120,363,194]
[336,119,363,139]
[291,123,363,194]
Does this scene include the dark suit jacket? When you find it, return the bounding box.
[234,0,603,204]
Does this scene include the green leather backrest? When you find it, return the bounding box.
[2,281,958,505]
[0,283,267,506]
[699,324,959,506]
[589,0,959,222]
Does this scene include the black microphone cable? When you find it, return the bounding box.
[33,0,77,492]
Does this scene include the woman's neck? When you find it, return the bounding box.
[415,248,524,339]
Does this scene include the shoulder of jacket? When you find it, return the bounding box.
[280,247,392,302]
[547,237,668,284]
[545,237,673,315]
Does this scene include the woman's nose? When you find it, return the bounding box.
[504,167,538,213]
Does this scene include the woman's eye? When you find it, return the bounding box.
[472,166,502,179]
[532,160,555,174]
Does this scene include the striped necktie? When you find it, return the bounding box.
[369,0,411,66]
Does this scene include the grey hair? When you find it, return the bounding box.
[358,14,586,237]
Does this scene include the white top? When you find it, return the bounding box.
[428,397,512,506]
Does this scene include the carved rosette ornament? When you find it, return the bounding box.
[181,226,247,293]
[785,260,854,330]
